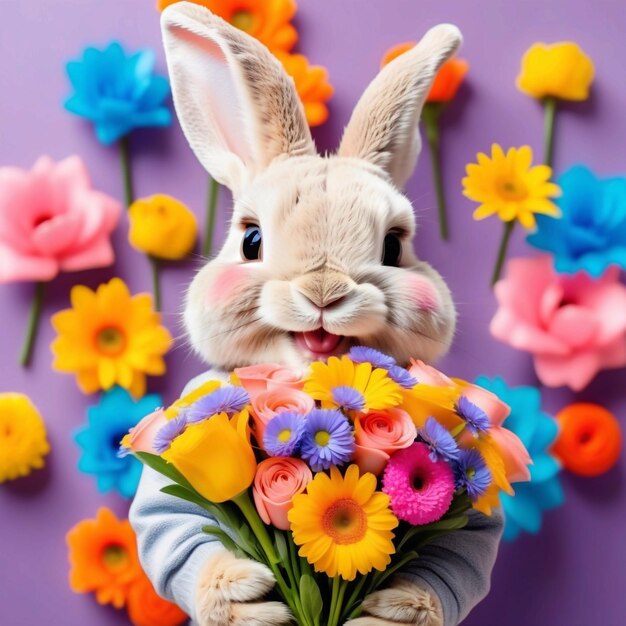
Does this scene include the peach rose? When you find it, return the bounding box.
[253,457,312,530]
[120,408,167,455]
[234,363,305,396]
[353,408,417,475]
[250,388,315,441]
[408,359,454,387]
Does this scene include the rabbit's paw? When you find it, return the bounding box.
[196,550,292,626]
[345,578,443,626]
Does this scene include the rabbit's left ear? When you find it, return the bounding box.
[338,24,462,190]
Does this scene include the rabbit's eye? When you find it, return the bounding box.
[382,233,402,267]
[242,225,262,261]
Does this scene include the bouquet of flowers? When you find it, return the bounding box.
[121,347,530,626]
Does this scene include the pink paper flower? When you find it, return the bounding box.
[234,363,305,396]
[491,255,626,391]
[0,156,121,282]
[253,457,312,530]
[353,408,417,475]
[407,359,455,387]
[119,408,168,456]
[250,388,315,441]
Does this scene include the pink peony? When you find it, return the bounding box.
[120,408,167,455]
[234,363,305,396]
[407,359,455,387]
[491,256,626,391]
[353,408,417,475]
[250,388,315,441]
[253,457,312,530]
[0,156,121,282]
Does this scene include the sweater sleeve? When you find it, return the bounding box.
[129,370,230,620]
[397,508,504,626]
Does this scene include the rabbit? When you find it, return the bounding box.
[129,3,503,626]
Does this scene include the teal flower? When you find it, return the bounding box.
[65,41,171,145]
[474,376,564,542]
[75,387,162,498]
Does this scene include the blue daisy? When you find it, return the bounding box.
[455,396,491,434]
[419,416,460,462]
[300,409,355,472]
[348,346,396,370]
[153,414,187,454]
[388,365,417,389]
[184,386,250,424]
[454,449,492,500]
[263,411,306,457]
[332,386,365,411]
[75,386,161,498]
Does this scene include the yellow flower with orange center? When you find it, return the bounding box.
[66,508,143,608]
[288,465,398,581]
[157,0,298,52]
[51,278,173,398]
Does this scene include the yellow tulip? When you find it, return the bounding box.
[162,411,256,503]
[128,194,198,260]
[517,42,594,101]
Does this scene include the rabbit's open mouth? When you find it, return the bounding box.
[293,330,348,359]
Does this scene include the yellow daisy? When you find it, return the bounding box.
[304,356,402,412]
[0,393,50,483]
[288,465,398,581]
[463,144,561,230]
[51,278,173,398]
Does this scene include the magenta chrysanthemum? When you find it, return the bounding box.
[382,442,455,525]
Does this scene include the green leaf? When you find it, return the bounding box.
[201,526,245,558]
[135,452,195,491]
[274,530,289,565]
[300,575,324,626]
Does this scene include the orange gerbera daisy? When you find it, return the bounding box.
[157,0,298,52]
[67,508,142,608]
[127,575,187,626]
[275,52,334,126]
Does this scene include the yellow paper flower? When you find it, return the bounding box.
[51,278,173,398]
[288,465,398,581]
[162,411,256,503]
[463,144,561,230]
[517,42,595,101]
[0,393,50,483]
[304,356,402,412]
[128,194,198,261]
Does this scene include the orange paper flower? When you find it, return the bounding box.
[380,41,415,68]
[127,575,187,626]
[275,52,334,127]
[157,0,298,52]
[67,508,142,608]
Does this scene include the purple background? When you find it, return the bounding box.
[1,1,625,624]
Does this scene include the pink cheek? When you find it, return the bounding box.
[208,266,251,305]
[406,275,439,312]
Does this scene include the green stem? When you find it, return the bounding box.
[422,104,448,241]
[202,177,220,257]
[341,576,368,623]
[150,257,161,311]
[327,577,341,626]
[19,281,45,367]
[119,136,134,208]
[543,96,557,169]
[491,220,515,286]
[450,422,466,438]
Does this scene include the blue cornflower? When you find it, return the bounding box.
[184,386,250,424]
[263,412,306,457]
[454,449,492,500]
[348,346,396,370]
[300,409,355,472]
[419,417,460,462]
[475,376,564,542]
[332,386,365,411]
[65,41,172,145]
[455,396,490,434]
[75,386,161,498]
[154,414,187,454]
[527,165,626,277]
[388,365,417,389]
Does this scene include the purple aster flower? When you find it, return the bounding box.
[332,385,365,411]
[419,417,460,462]
[388,365,417,389]
[154,414,187,453]
[263,411,306,457]
[454,449,492,500]
[455,396,491,434]
[300,409,355,472]
[348,346,396,370]
[184,386,250,424]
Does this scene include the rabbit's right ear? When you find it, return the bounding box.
[161,2,315,195]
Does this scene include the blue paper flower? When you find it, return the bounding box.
[75,386,162,498]
[454,449,492,500]
[388,365,417,389]
[419,417,460,462]
[527,165,626,277]
[348,346,396,370]
[65,41,172,145]
[455,396,490,434]
[264,411,306,457]
[332,386,365,411]
[184,386,250,424]
[300,409,355,471]
[474,376,565,542]
[154,414,187,454]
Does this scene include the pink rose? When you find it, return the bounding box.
[121,409,167,455]
[491,256,626,391]
[250,388,315,441]
[408,359,455,387]
[253,457,312,530]
[0,156,121,282]
[234,363,305,396]
[354,408,417,475]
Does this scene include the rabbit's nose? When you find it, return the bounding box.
[293,271,354,310]
[299,290,347,310]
